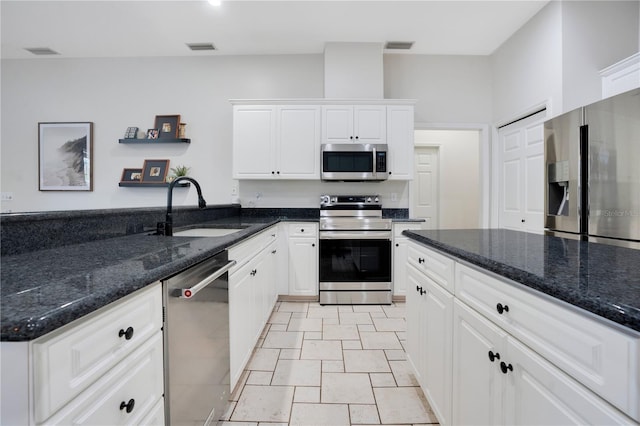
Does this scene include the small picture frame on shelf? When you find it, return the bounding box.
[124,127,138,139]
[154,115,180,139]
[146,129,159,139]
[120,168,143,183]
[141,159,170,183]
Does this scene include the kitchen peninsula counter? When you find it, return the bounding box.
[403,228,640,334]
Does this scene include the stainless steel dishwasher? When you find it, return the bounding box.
[163,250,236,425]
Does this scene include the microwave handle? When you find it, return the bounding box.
[373,147,377,173]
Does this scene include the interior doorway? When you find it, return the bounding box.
[411,129,482,229]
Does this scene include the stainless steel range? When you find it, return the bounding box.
[319,195,392,304]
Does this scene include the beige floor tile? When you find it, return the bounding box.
[360,331,403,349]
[307,306,339,318]
[369,311,388,318]
[291,312,307,318]
[262,331,304,349]
[338,305,354,312]
[396,331,407,341]
[389,360,419,386]
[372,317,406,332]
[382,306,406,318]
[294,386,321,403]
[301,339,343,360]
[349,404,381,424]
[231,385,295,422]
[219,422,257,426]
[322,360,345,372]
[271,359,321,386]
[278,302,308,312]
[384,349,406,361]
[279,348,301,359]
[289,403,350,425]
[304,331,323,340]
[246,371,273,385]
[268,311,292,324]
[323,317,339,325]
[339,312,374,325]
[323,324,360,340]
[369,372,397,387]
[358,324,376,332]
[247,348,280,371]
[269,324,287,331]
[373,387,437,424]
[342,340,363,350]
[287,317,323,332]
[344,349,390,373]
[321,372,375,404]
[353,305,384,313]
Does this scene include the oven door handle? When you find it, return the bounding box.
[320,231,391,240]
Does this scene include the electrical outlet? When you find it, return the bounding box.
[1,192,14,201]
[231,186,238,195]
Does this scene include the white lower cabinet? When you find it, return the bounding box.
[406,263,453,425]
[452,299,634,425]
[406,241,640,425]
[228,226,279,390]
[392,223,422,297]
[287,223,318,297]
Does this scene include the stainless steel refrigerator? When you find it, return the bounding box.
[544,88,640,249]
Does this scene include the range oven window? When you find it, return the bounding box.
[319,238,391,282]
[323,151,373,173]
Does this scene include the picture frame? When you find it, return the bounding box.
[146,129,159,139]
[154,114,180,139]
[141,159,170,183]
[38,122,93,191]
[124,126,138,139]
[120,168,143,183]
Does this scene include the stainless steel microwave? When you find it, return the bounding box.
[321,144,389,181]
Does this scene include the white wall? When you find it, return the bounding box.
[562,0,640,111]
[415,130,481,229]
[384,55,493,124]
[1,55,324,213]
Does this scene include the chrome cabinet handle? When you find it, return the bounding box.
[178,260,236,298]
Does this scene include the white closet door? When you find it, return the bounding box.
[497,112,545,233]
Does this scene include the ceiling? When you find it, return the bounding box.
[0,0,549,60]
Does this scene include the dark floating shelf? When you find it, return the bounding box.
[119,182,190,188]
[118,138,190,144]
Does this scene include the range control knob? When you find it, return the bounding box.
[320,195,329,204]
[366,197,372,203]
[374,196,379,203]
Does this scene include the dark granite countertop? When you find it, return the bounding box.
[0,219,279,341]
[404,229,640,334]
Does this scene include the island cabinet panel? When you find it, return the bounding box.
[407,242,454,294]
[32,283,162,424]
[455,263,640,420]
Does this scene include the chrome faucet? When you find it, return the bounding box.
[157,176,207,236]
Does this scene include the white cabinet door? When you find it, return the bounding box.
[229,258,257,389]
[233,106,276,179]
[452,299,506,426]
[386,105,414,180]
[505,336,634,426]
[405,267,426,387]
[497,112,545,233]
[354,105,386,144]
[322,105,386,144]
[287,224,318,297]
[392,223,422,297]
[277,106,321,179]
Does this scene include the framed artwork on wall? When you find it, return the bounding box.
[141,159,170,183]
[154,115,180,139]
[38,122,93,191]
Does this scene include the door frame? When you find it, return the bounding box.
[413,122,491,228]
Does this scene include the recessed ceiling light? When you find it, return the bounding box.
[24,47,60,55]
[186,43,217,51]
[384,41,414,50]
[208,0,222,6]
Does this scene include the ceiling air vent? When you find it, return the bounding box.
[384,41,414,50]
[24,47,60,55]
[187,43,217,51]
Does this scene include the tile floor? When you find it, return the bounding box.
[220,301,439,426]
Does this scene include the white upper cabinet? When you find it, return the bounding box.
[386,105,414,180]
[233,105,321,179]
[322,105,386,144]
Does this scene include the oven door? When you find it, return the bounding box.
[319,231,391,289]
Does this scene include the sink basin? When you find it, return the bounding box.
[172,228,244,237]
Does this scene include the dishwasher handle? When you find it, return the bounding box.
[178,259,236,299]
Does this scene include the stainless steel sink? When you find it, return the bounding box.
[172,228,244,237]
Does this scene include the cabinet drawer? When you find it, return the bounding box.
[229,226,278,272]
[41,332,164,425]
[407,242,454,294]
[455,263,640,421]
[33,284,162,423]
[288,223,318,237]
